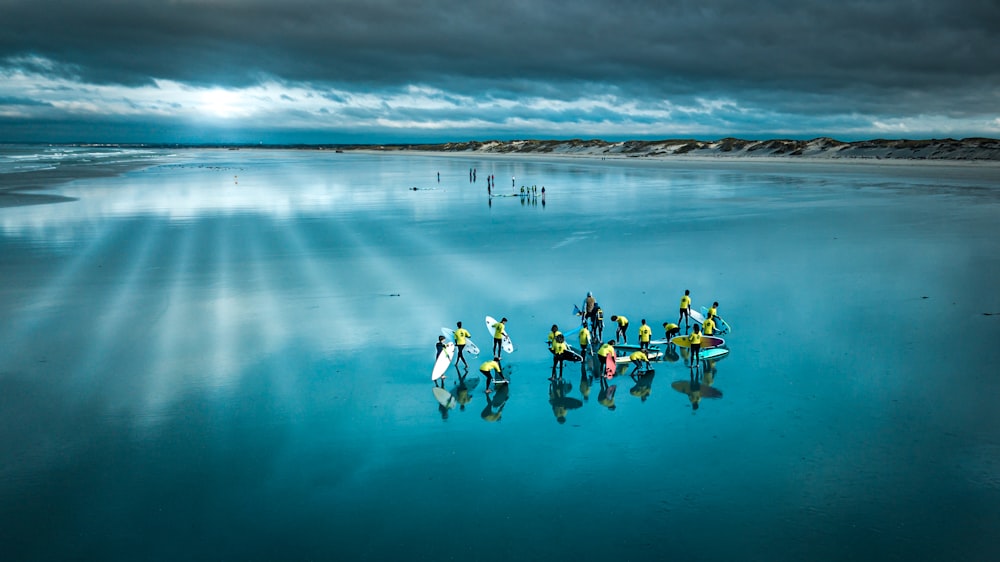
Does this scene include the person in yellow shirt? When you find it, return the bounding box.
[547,324,562,349]
[479,357,504,394]
[596,339,616,378]
[610,314,629,344]
[578,323,592,356]
[492,317,508,357]
[628,349,650,374]
[453,321,472,368]
[702,315,716,337]
[638,319,652,352]
[550,334,570,379]
[662,322,680,342]
[678,289,692,330]
[688,324,702,367]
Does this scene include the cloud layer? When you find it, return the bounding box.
[2,0,999,142]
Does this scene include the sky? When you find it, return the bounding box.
[1,0,999,144]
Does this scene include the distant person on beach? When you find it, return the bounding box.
[638,319,652,352]
[437,172,440,182]
[479,357,503,394]
[492,317,508,357]
[611,315,629,344]
[453,321,471,368]
[679,290,692,329]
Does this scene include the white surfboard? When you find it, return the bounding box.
[690,308,706,325]
[441,327,481,355]
[432,342,455,381]
[485,316,514,354]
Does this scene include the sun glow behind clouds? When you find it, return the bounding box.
[2,55,998,140]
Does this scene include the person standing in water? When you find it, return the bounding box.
[688,324,702,367]
[578,322,592,357]
[492,317,508,358]
[435,336,449,387]
[610,315,629,344]
[547,324,562,349]
[550,334,569,379]
[678,289,692,331]
[638,319,652,352]
[453,321,472,369]
[479,357,504,394]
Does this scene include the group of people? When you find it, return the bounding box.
[436,290,728,395]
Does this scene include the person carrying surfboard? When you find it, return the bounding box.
[550,334,570,379]
[638,319,652,352]
[492,317,508,357]
[547,324,562,349]
[679,290,692,330]
[611,315,629,344]
[453,321,472,369]
[479,357,504,394]
[435,336,449,387]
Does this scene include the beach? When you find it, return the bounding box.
[1,146,999,561]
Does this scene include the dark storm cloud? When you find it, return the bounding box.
[2,0,999,116]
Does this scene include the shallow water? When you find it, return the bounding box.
[1,148,999,561]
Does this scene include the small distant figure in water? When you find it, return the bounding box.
[541,186,545,195]
[512,176,515,188]
[437,172,440,182]
[678,289,692,330]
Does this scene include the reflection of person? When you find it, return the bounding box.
[492,317,508,357]
[479,357,503,394]
[629,370,655,402]
[579,367,592,401]
[548,378,574,424]
[678,289,692,330]
[611,314,629,344]
[550,334,569,379]
[481,384,508,422]
[638,319,652,352]
[689,324,702,367]
[629,350,650,374]
[454,373,473,411]
[598,375,617,411]
[453,321,471,368]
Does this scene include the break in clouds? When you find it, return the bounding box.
[1,0,999,142]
